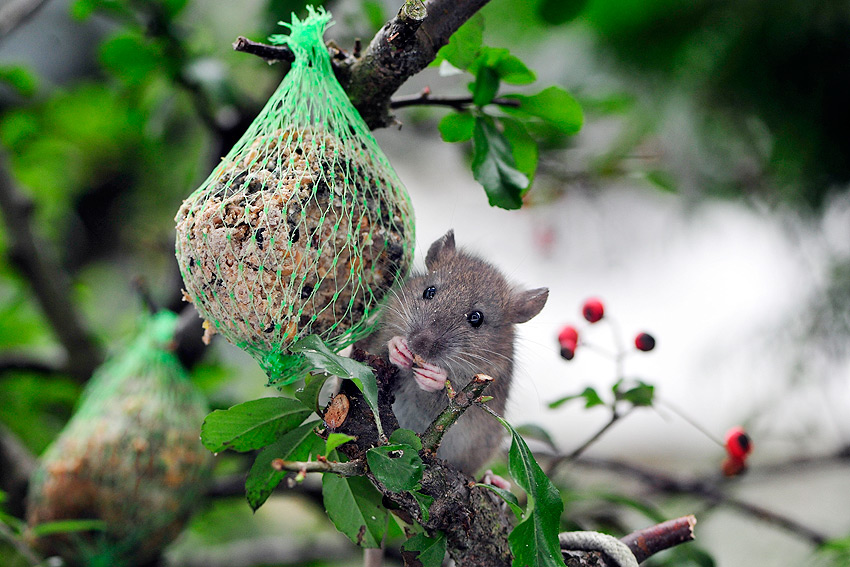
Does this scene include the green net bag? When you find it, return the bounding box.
[174,7,415,382]
[26,311,213,567]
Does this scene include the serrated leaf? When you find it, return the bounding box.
[500,117,539,185]
[618,382,654,407]
[294,372,330,414]
[473,66,500,107]
[539,0,589,25]
[290,335,379,423]
[201,397,311,453]
[323,469,387,548]
[366,444,424,492]
[433,14,483,70]
[472,116,529,210]
[439,112,475,143]
[389,428,422,450]
[402,531,447,567]
[0,66,37,97]
[246,421,323,510]
[410,490,434,522]
[489,415,566,567]
[548,387,605,409]
[474,483,524,518]
[326,432,356,453]
[514,424,558,452]
[504,86,584,135]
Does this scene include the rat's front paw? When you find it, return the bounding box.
[388,336,414,369]
[481,470,511,491]
[412,362,448,392]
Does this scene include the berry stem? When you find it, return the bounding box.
[655,398,725,448]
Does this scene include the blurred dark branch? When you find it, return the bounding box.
[390,88,522,110]
[164,537,353,567]
[0,0,49,42]
[569,456,829,547]
[0,353,63,375]
[0,423,37,518]
[0,152,102,382]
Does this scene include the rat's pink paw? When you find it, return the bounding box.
[481,470,511,491]
[388,336,414,369]
[412,362,448,392]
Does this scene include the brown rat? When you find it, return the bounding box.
[359,230,548,475]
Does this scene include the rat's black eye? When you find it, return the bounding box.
[467,310,484,327]
[423,286,437,300]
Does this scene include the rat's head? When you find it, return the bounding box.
[385,230,548,377]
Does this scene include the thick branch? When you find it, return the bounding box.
[0,152,102,382]
[345,0,492,128]
[420,374,493,454]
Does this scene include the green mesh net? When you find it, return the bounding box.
[26,311,213,567]
[175,7,415,382]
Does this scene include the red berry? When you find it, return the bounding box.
[582,298,604,323]
[558,325,579,347]
[724,426,752,460]
[560,345,576,361]
[634,332,656,352]
[721,455,747,477]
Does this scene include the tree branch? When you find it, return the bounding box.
[390,89,522,110]
[344,0,493,128]
[271,457,366,476]
[570,457,829,547]
[420,373,493,454]
[232,36,295,63]
[0,152,102,382]
[620,515,696,563]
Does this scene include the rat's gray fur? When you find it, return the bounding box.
[360,230,548,474]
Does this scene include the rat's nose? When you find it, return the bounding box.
[408,327,440,360]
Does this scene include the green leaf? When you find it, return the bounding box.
[548,387,605,409]
[618,382,655,407]
[402,531,447,567]
[200,397,312,453]
[410,490,434,522]
[538,0,589,25]
[366,444,424,492]
[474,483,524,518]
[514,424,558,452]
[472,116,529,210]
[0,66,37,97]
[644,169,678,193]
[439,113,475,143]
[326,432,356,453]
[490,413,566,567]
[500,117,539,184]
[30,519,107,537]
[294,372,330,414]
[290,335,380,424]
[389,428,422,450]
[469,47,536,85]
[504,86,584,135]
[246,421,323,511]
[473,66,500,107]
[99,32,164,86]
[70,0,99,20]
[433,14,483,70]
[323,469,387,548]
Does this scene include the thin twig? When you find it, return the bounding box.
[390,91,522,110]
[232,36,295,63]
[569,457,829,547]
[0,152,102,382]
[620,515,697,563]
[420,374,494,454]
[0,0,49,42]
[0,354,63,375]
[271,457,366,476]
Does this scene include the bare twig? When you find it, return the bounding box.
[390,89,522,110]
[232,36,295,63]
[0,152,102,382]
[420,374,493,454]
[569,457,829,547]
[0,0,49,42]
[0,353,63,375]
[271,457,366,476]
[620,515,696,563]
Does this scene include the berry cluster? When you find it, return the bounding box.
[557,298,656,361]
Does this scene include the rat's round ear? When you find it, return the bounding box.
[425,230,457,270]
[510,287,549,324]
